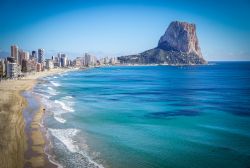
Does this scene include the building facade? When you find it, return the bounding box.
[74,57,83,67]
[84,53,96,66]
[11,45,19,61]
[38,48,45,63]
[36,63,42,72]
[0,59,6,78]
[61,54,67,67]
[45,59,54,69]
[6,62,19,78]
[31,51,37,61]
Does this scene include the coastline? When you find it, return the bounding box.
[22,91,59,168]
[0,68,78,168]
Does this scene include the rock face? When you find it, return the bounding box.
[118,21,207,65]
[158,21,202,58]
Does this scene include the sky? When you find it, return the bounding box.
[0,0,250,61]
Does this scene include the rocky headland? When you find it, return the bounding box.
[118,21,207,65]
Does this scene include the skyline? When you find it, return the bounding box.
[1,0,250,61]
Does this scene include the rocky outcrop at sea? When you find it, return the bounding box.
[118,21,207,65]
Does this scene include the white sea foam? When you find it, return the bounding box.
[44,130,64,168]
[55,100,75,112]
[50,81,61,87]
[39,96,75,124]
[64,95,73,99]
[54,115,66,123]
[62,73,68,76]
[42,84,49,87]
[52,98,75,123]
[40,97,54,109]
[49,128,79,153]
[40,98,68,123]
[36,83,104,167]
[47,87,58,95]
[48,86,55,91]
[35,92,51,99]
[35,91,67,123]
[53,76,58,79]
[49,128,105,168]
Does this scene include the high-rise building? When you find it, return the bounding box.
[19,51,29,68]
[67,59,73,66]
[110,57,118,65]
[74,57,83,67]
[24,51,29,60]
[36,63,42,72]
[28,59,37,72]
[84,53,90,66]
[7,57,16,63]
[61,54,67,67]
[0,59,6,78]
[11,45,18,62]
[31,51,37,61]
[45,59,54,69]
[53,57,60,67]
[18,49,23,65]
[21,59,29,72]
[38,48,44,63]
[84,53,96,66]
[57,53,62,67]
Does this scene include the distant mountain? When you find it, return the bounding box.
[118,21,207,65]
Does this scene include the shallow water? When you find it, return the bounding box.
[34,62,250,168]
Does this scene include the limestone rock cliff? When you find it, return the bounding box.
[158,21,202,58]
[118,21,207,65]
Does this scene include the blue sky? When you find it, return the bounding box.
[0,0,250,60]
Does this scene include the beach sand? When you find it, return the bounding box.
[0,68,77,168]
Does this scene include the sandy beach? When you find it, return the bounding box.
[0,68,77,168]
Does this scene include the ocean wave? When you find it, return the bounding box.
[54,115,67,123]
[55,100,75,112]
[40,97,54,110]
[49,128,80,153]
[37,94,75,124]
[62,73,69,76]
[58,73,63,77]
[50,81,61,87]
[49,128,105,168]
[40,98,68,123]
[35,92,51,99]
[47,87,58,96]
[48,86,55,91]
[64,95,73,99]
[53,76,58,79]
[36,87,57,96]
[41,83,49,87]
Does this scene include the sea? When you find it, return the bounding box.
[33,62,250,168]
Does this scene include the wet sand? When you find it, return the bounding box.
[0,68,77,168]
[22,91,57,168]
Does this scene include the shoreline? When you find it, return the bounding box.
[22,92,58,168]
[0,68,79,168]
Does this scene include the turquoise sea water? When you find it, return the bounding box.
[34,62,250,168]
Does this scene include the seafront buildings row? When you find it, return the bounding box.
[0,45,119,79]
